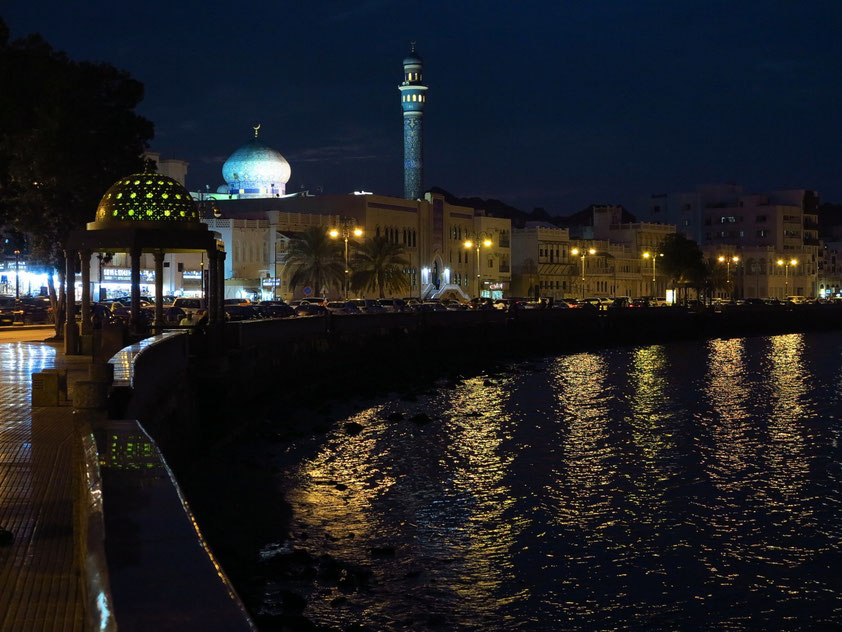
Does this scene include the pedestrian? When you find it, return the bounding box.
[179,311,194,327]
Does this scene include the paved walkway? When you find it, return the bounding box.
[0,340,89,632]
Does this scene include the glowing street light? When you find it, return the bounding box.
[641,251,663,296]
[717,254,740,297]
[464,233,493,298]
[571,246,596,298]
[330,221,364,300]
[776,257,798,297]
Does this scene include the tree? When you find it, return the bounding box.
[0,18,154,334]
[283,226,344,298]
[350,236,410,298]
[658,233,706,304]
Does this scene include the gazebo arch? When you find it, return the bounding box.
[64,164,225,354]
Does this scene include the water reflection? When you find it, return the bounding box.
[549,352,615,533]
[259,333,842,630]
[705,337,754,490]
[443,375,524,613]
[767,334,811,499]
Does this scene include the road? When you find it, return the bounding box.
[0,327,55,344]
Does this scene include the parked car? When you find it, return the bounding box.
[609,297,631,309]
[224,304,258,321]
[348,299,386,314]
[441,299,468,311]
[171,297,206,316]
[15,296,52,323]
[255,300,295,319]
[326,301,362,315]
[290,297,328,307]
[0,297,21,326]
[786,296,808,304]
[631,298,651,308]
[418,300,448,312]
[295,303,327,317]
[580,298,607,311]
[378,298,409,312]
[224,298,253,306]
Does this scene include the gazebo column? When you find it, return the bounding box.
[216,250,226,321]
[80,249,92,335]
[64,248,79,355]
[207,249,218,326]
[130,246,142,333]
[153,250,165,330]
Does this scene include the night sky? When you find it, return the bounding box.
[5,1,842,215]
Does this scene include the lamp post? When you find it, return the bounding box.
[330,220,364,300]
[464,233,493,298]
[776,257,798,298]
[571,247,596,299]
[13,250,20,299]
[641,251,663,297]
[717,255,740,298]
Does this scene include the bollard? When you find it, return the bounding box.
[32,371,59,407]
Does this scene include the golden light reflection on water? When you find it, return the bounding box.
[548,353,614,533]
[705,337,754,488]
[626,346,673,532]
[443,375,524,609]
[286,403,394,550]
[766,334,811,501]
[262,332,842,630]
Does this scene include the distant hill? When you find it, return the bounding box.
[427,187,636,228]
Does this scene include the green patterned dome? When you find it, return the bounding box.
[94,170,200,226]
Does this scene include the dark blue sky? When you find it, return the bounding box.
[5,1,842,214]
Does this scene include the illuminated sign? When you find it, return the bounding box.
[102,268,155,281]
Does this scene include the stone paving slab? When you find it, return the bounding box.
[0,341,87,632]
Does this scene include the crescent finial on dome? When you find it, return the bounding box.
[253,123,260,138]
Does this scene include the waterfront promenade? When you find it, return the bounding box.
[0,335,88,631]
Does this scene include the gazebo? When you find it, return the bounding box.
[64,165,226,354]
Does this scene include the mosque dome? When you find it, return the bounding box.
[93,167,200,227]
[403,50,423,66]
[222,138,291,197]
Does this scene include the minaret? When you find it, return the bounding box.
[399,43,427,200]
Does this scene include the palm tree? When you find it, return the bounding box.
[283,226,344,298]
[351,236,410,298]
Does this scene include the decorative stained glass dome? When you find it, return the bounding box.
[222,138,291,197]
[93,168,200,227]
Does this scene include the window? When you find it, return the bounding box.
[488,258,493,268]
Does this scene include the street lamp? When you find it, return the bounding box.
[642,251,664,298]
[717,255,740,297]
[571,247,596,299]
[330,221,364,300]
[776,257,798,297]
[13,250,20,299]
[464,233,493,298]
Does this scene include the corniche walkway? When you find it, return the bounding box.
[0,338,88,631]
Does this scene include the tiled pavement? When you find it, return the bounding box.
[0,341,90,632]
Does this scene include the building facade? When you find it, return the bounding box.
[646,185,819,298]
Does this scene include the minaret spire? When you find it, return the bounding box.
[399,44,427,199]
